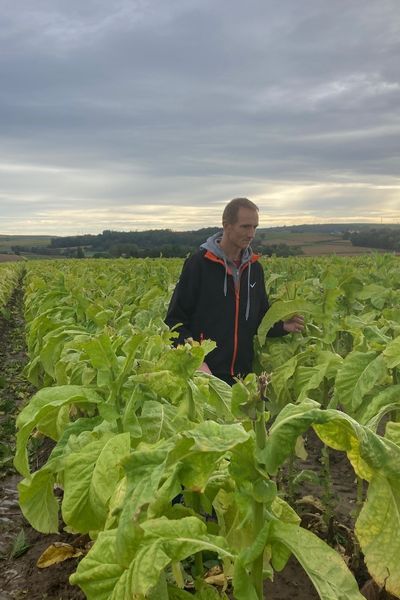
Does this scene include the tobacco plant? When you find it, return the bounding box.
[12,256,400,599]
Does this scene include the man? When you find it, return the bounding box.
[165,197,304,385]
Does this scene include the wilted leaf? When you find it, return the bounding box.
[37,542,83,568]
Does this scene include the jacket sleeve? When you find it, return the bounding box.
[258,265,287,338]
[165,255,201,345]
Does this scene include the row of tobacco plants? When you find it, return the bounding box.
[0,262,23,316]
[10,255,400,599]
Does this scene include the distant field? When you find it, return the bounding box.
[262,232,341,245]
[0,231,391,258]
[0,253,25,262]
[260,231,383,256]
[0,235,54,251]
[299,242,384,256]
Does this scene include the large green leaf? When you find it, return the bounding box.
[18,467,59,533]
[122,444,172,508]
[201,374,233,421]
[133,370,188,405]
[70,518,233,600]
[269,496,301,572]
[383,334,400,369]
[83,334,119,372]
[233,521,272,600]
[293,350,342,403]
[39,330,77,378]
[179,422,250,491]
[138,401,189,444]
[263,400,321,474]
[333,351,387,412]
[269,356,298,411]
[183,421,249,453]
[14,386,103,477]
[265,401,400,488]
[354,385,400,430]
[156,345,208,379]
[313,416,400,596]
[70,529,124,600]
[313,413,400,482]
[47,415,105,463]
[385,422,400,446]
[355,473,400,597]
[116,443,173,561]
[269,521,364,599]
[258,300,318,346]
[357,283,391,310]
[62,432,130,533]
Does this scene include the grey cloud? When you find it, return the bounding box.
[0,0,399,233]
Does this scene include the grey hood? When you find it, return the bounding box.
[200,231,254,320]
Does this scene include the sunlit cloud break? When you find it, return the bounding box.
[1,180,399,236]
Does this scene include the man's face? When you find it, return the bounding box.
[225,207,259,251]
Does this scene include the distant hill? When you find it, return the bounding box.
[0,235,55,251]
[1,224,399,258]
[266,223,400,233]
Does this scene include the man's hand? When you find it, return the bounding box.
[283,314,305,333]
[197,362,212,375]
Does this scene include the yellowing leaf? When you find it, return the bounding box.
[37,542,83,568]
[204,573,228,586]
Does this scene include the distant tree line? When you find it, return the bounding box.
[48,229,303,258]
[261,243,302,257]
[345,228,400,251]
[6,223,400,259]
[50,228,220,258]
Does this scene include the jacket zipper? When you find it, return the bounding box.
[230,289,240,376]
[204,250,257,377]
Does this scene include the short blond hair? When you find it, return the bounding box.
[222,198,259,225]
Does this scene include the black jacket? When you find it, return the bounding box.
[165,248,285,381]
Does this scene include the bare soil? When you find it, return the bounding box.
[0,284,392,599]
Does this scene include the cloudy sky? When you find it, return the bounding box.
[1,0,399,235]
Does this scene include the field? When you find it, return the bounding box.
[0,230,388,259]
[0,254,25,263]
[0,236,55,252]
[1,256,400,600]
[259,231,382,256]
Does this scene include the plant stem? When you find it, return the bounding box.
[172,561,185,588]
[252,500,265,600]
[109,387,124,433]
[187,386,196,422]
[254,407,266,451]
[192,492,204,578]
[352,477,364,571]
[286,454,295,505]
[252,376,269,600]
[321,445,334,536]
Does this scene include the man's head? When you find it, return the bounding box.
[222,197,259,226]
[220,198,259,258]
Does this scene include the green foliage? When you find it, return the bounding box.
[12,255,400,599]
[0,263,23,315]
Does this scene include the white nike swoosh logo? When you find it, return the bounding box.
[250,283,256,288]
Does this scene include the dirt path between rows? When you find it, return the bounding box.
[0,280,386,599]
